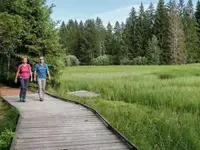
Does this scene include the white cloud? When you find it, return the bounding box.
[59,3,156,27]
[91,4,151,26]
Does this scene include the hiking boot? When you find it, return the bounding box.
[19,97,23,102]
[21,97,26,102]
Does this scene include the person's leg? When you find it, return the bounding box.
[23,79,29,101]
[19,78,25,101]
[41,79,46,101]
[37,78,42,100]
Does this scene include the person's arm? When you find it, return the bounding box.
[34,71,37,81]
[15,66,20,83]
[47,71,51,80]
[34,64,37,81]
[29,65,33,82]
[46,65,51,80]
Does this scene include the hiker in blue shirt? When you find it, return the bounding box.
[34,57,51,101]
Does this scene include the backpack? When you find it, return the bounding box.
[36,64,48,76]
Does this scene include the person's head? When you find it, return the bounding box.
[22,56,27,64]
[40,56,45,64]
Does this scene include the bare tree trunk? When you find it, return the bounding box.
[169,3,185,65]
[0,55,2,78]
[7,53,10,80]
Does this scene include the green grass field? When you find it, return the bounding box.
[48,65,200,150]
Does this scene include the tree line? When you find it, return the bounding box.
[1,0,200,81]
[59,0,200,65]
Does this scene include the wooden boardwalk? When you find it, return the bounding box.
[3,94,134,150]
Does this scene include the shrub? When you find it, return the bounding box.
[91,55,110,66]
[0,106,18,150]
[107,55,115,65]
[120,58,133,65]
[0,108,18,133]
[133,56,148,65]
[120,57,148,65]
[65,55,80,66]
[0,129,14,149]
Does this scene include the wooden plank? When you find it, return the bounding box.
[20,117,100,122]
[17,127,109,135]
[15,140,122,149]
[15,143,129,150]
[20,120,98,125]
[3,94,131,150]
[17,132,114,142]
[19,123,105,129]
[17,127,107,134]
[16,135,120,145]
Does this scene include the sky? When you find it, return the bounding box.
[46,0,198,26]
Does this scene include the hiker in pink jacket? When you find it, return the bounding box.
[15,56,33,102]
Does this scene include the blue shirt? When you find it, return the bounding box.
[34,64,49,79]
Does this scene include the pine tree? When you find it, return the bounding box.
[95,17,106,57]
[0,0,5,12]
[113,21,122,64]
[5,0,62,59]
[0,0,61,78]
[120,22,129,59]
[77,20,86,64]
[145,3,156,60]
[178,0,185,15]
[123,7,137,59]
[121,22,125,31]
[0,13,24,54]
[105,22,114,56]
[147,35,160,64]
[64,19,80,55]
[79,19,97,64]
[186,0,194,16]
[135,3,152,58]
[168,0,185,64]
[59,21,68,53]
[195,1,200,38]
[135,3,145,57]
[0,13,25,78]
[1,0,58,55]
[183,0,200,63]
[154,0,170,64]
[146,3,155,38]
